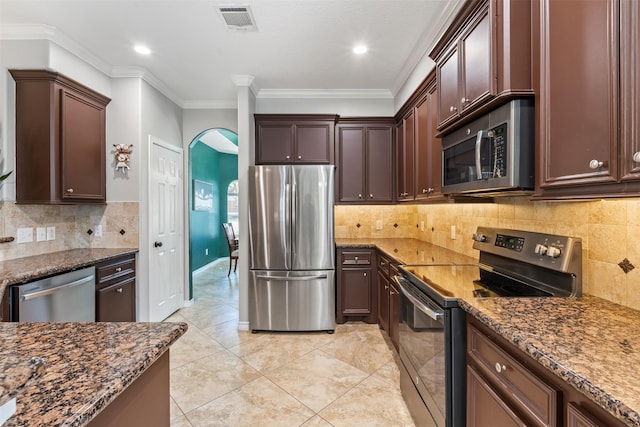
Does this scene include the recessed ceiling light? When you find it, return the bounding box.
[353,45,368,55]
[134,45,151,55]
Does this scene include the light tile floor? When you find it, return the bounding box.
[165,259,416,427]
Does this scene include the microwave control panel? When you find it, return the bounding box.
[491,124,507,178]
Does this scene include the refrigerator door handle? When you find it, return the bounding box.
[290,178,297,261]
[255,274,328,281]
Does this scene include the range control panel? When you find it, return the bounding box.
[472,227,582,274]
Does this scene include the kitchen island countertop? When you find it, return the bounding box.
[1,321,187,426]
[336,237,640,426]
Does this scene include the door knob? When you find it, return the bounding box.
[154,241,163,248]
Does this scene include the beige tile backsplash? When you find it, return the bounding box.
[335,197,640,311]
[0,201,139,261]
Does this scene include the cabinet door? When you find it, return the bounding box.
[366,126,393,202]
[620,0,640,182]
[295,123,333,164]
[567,403,608,427]
[377,270,390,332]
[397,110,415,201]
[340,267,373,318]
[96,278,136,322]
[414,87,443,200]
[536,0,618,190]
[460,6,493,112]
[337,126,366,202]
[256,123,294,163]
[437,45,460,127]
[467,365,529,427]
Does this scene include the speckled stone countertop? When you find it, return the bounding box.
[0,321,187,426]
[461,297,640,426]
[336,238,640,426]
[0,248,138,301]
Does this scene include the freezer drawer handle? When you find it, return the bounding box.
[20,275,95,301]
[255,274,328,281]
[394,275,444,321]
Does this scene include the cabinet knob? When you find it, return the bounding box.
[358,194,363,199]
[354,256,359,261]
[286,155,291,160]
[297,155,302,160]
[449,106,457,112]
[116,288,123,293]
[589,159,604,169]
[633,152,640,163]
[66,188,74,194]
[369,194,373,198]
[115,267,122,272]
[384,285,389,290]
[461,97,469,103]
[363,272,367,277]
[494,362,507,373]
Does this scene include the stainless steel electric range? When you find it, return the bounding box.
[394,226,583,427]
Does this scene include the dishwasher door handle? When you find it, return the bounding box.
[20,275,95,301]
[394,275,444,321]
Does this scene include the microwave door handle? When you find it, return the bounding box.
[475,130,488,180]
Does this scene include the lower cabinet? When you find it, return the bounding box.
[336,248,376,324]
[467,317,626,427]
[376,250,400,350]
[95,254,136,322]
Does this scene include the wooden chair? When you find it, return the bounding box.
[222,223,239,276]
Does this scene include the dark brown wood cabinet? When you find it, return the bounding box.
[10,70,110,204]
[397,110,415,201]
[429,0,533,133]
[336,120,394,203]
[376,250,399,350]
[254,114,337,164]
[336,249,376,324]
[532,0,640,199]
[95,254,136,322]
[467,317,626,427]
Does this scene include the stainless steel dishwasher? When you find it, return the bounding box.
[10,267,96,322]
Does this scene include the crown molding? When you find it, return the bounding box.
[256,88,393,99]
[111,66,183,107]
[183,100,238,110]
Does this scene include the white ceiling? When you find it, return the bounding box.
[0,0,463,108]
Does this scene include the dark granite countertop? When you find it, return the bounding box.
[0,321,187,426]
[336,237,640,426]
[0,248,138,301]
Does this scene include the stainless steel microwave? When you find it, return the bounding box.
[441,99,534,195]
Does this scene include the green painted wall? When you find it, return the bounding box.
[189,140,238,298]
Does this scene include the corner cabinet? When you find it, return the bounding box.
[336,248,377,324]
[336,119,394,204]
[10,70,110,204]
[467,317,626,427]
[429,0,533,133]
[254,114,337,164]
[532,0,640,199]
[95,254,136,322]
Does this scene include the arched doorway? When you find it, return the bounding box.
[187,128,238,300]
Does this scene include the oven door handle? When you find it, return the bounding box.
[394,275,444,321]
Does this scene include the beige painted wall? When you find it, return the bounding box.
[335,197,640,311]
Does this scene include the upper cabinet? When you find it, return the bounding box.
[10,70,110,204]
[336,119,395,204]
[429,0,533,133]
[254,114,337,164]
[532,0,640,199]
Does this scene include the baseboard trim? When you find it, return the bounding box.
[192,257,228,276]
[238,321,250,331]
[183,298,194,307]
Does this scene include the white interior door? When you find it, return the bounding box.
[149,139,183,321]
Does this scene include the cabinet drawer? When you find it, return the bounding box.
[96,277,136,322]
[467,323,559,427]
[340,251,372,265]
[96,255,136,286]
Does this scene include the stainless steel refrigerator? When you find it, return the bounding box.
[248,165,335,332]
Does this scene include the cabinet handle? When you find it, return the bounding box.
[449,106,457,112]
[494,362,507,373]
[66,188,74,194]
[116,288,123,293]
[461,97,469,103]
[633,152,640,163]
[115,267,122,272]
[589,160,604,169]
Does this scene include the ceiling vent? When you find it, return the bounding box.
[218,6,257,31]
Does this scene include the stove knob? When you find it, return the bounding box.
[547,246,562,258]
[472,233,487,242]
[534,244,548,255]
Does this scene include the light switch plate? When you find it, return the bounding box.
[36,227,47,242]
[450,225,456,240]
[376,220,383,230]
[17,227,33,244]
[46,226,56,241]
[94,225,103,237]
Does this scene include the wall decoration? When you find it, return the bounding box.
[193,179,213,211]
[113,144,133,172]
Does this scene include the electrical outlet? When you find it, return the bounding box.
[421,221,425,232]
[36,227,47,242]
[450,225,456,240]
[46,226,56,241]
[17,228,33,244]
[94,225,103,237]
[376,220,383,230]
[205,248,209,256]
